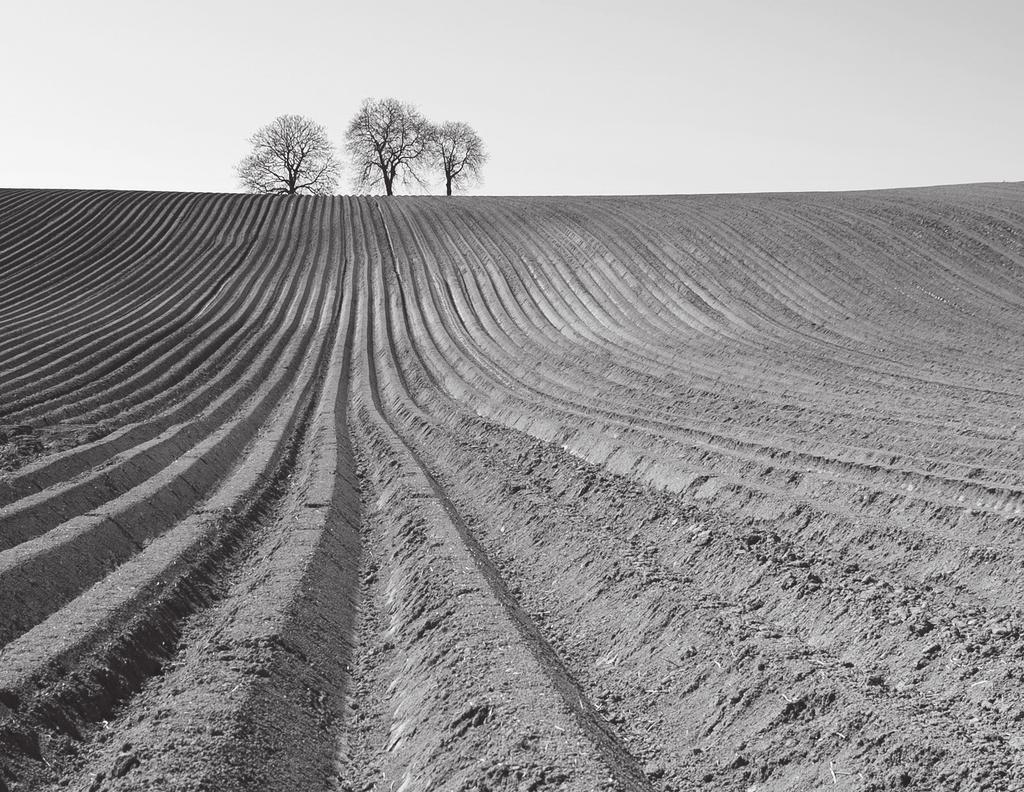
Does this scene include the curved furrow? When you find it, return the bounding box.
[373,196,1024,791]
[468,210,991,491]
[0,191,206,321]
[1,185,1024,790]
[784,196,1024,343]
[0,205,336,649]
[0,192,201,341]
[31,198,294,429]
[0,196,276,416]
[383,343,1019,791]
[12,198,294,426]
[848,193,1024,314]
[0,200,357,792]
[499,197,1024,491]
[392,200,1024,527]
[0,201,333,549]
[344,197,650,791]
[0,203,324,507]
[382,197,1024,616]
[0,206,319,508]
[0,190,98,267]
[632,200,993,388]
[0,193,219,393]
[0,194,247,380]
[50,208,304,428]
[536,202,1024,481]
[0,191,147,303]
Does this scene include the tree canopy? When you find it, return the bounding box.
[430,121,487,196]
[237,114,340,196]
[345,98,432,196]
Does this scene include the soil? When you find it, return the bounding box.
[1,184,1024,790]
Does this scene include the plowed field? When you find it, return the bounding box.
[2,184,1024,791]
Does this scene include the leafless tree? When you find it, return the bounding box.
[430,121,487,196]
[236,115,340,195]
[345,98,432,195]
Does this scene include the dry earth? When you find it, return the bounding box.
[1,184,1024,791]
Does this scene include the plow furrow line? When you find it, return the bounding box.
[351,200,653,790]
[1,203,358,790]
[0,192,203,345]
[0,197,279,420]
[2,186,1024,790]
[383,203,1024,530]
[0,251,335,648]
[0,211,318,507]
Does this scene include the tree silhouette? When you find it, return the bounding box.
[345,98,431,196]
[430,121,487,196]
[237,115,340,195]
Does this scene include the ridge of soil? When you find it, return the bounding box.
[2,185,1024,790]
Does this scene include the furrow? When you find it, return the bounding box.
[350,198,652,791]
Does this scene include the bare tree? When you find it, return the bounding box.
[236,115,340,195]
[345,98,432,196]
[430,121,487,196]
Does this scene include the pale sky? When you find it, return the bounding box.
[2,0,1021,195]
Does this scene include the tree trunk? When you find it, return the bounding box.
[446,177,453,196]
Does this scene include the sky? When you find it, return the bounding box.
[2,0,1022,196]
